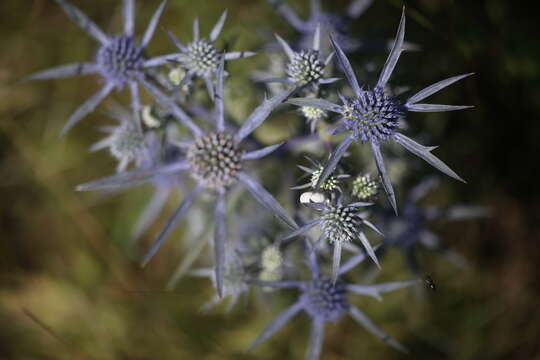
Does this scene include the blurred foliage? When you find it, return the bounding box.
[1,0,539,359]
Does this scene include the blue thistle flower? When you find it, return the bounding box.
[282,197,381,283]
[151,11,255,98]
[291,156,349,193]
[76,58,299,297]
[27,0,169,135]
[191,249,249,312]
[90,104,150,173]
[267,0,374,54]
[288,8,473,213]
[376,177,489,275]
[266,24,338,88]
[248,244,417,359]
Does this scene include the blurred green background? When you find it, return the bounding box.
[1,0,539,359]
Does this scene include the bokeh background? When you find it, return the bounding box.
[1,0,539,359]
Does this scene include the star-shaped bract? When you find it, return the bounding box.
[281,197,381,284]
[288,8,473,214]
[89,104,149,173]
[191,249,249,312]
[377,177,489,275]
[145,10,255,99]
[268,24,337,87]
[27,0,169,135]
[267,0,373,54]
[248,243,417,359]
[77,58,298,297]
[291,156,349,193]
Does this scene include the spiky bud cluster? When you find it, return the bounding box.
[321,204,361,243]
[109,124,146,164]
[97,36,143,87]
[184,40,220,76]
[287,50,324,85]
[302,275,348,321]
[259,245,284,284]
[352,175,379,200]
[310,168,340,191]
[342,87,403,143]
[187,132,243,189]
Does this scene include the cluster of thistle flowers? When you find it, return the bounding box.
[29,0,486,358]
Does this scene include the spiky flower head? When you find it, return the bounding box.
[352,174,379,200]
[341,88,403,144]
[311,168,339,192]
[273,27,336,89]
[302,275,348,321]
[248,245,415,357]
[97,35,144,88]
[376,177,489,273]
[183,40,220,77]
[163,11,254,98]
[268,0,373,54]
[293,157,349,193]
[27,0,169,135]
[192,251,249,312]
[321,204,360,243]
[287,50,324,85]
[109,123,146,165]
[89,104,148,173]
[186,132,244,190]
[283,200,380,283]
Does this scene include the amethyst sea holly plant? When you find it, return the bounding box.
[23,1,484,356]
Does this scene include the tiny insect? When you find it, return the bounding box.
[424,275,436,291]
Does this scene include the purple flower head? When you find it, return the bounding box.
[267,0,374,54]
[377,177,489,274]
[191,249,250,313]
[282,197,381,284]
[77,58,300,297]
[27,0,169,135]
[248,244,417,359]
[340,87,404,143]
[301,274,348,322]
[186,132,244,189]
[287,8,473,214]
[96,35,145,88]
[90,104,150,173]
[291,156,350,193]
[268,24,338,88]
[151,11,255,99]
